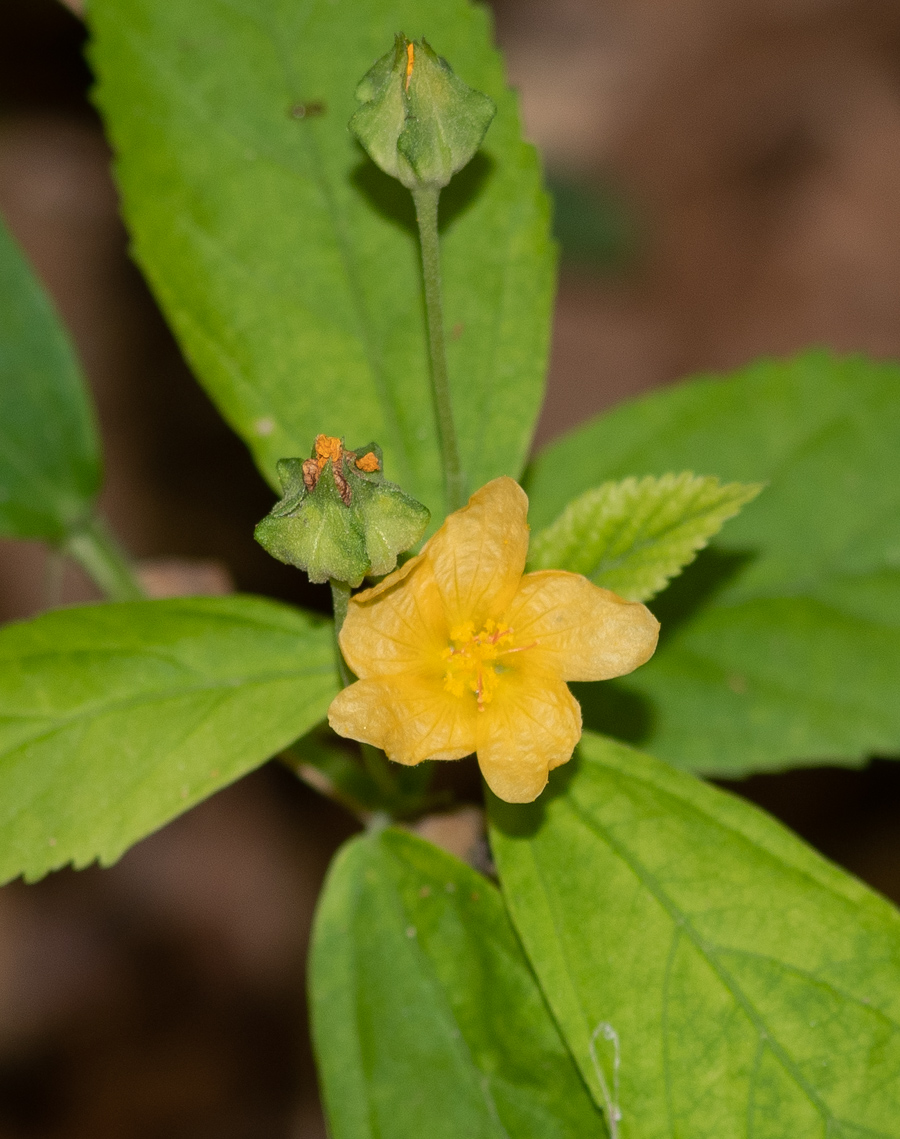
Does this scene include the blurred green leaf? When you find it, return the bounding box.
[0,214,100,542]
[526,352,900,774]
[310,827,605,1139]
[0,595,337,883]
[283,725,439,818]
[528,472,761,602]
[87,0,554,523]
[547,175,634,271]
[489,732,900,1138]
[282,727,384,817]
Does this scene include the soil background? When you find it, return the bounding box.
[1,1,899,1135]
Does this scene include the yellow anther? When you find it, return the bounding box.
[449,621,475,645]
[314,434,343,467]
[405,42,415,90]
[442,621,522,710]
[355,451,380,473]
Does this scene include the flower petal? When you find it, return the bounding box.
[339,556,448,679]
[475,672,581,803]
[424,477,529,629]
[504,570,659,682]
[328,676,477,764]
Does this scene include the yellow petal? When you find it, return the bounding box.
[504,570,659,682]
[328,676,477,765]
[424,477,529,630]
[475,671,581,803]
[339,556,448,679]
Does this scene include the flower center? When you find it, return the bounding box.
[442,620,533,711]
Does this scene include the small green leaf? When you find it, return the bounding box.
[87,0,554,523]
[0,596,337,883]
[528,473,761,602]
[0,214,100,542]
[489,732,900,1138]
[310,827,605,1139]
[526,352,900,774]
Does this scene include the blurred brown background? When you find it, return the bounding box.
[1,0,900,1134]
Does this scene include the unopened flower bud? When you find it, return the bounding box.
[254,435,430,587]
[349,34,495,190]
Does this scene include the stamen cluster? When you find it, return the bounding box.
[443,620,518,708]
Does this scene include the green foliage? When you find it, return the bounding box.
[0,596,336,884]
[5,4,897,1131]
[527,352,900,774]
[489,732,900,1137]
[310,826,604,1139]
[528,472,761,602]
[547,175,634,271]
[87,0,554,522]
[0,214,100,542]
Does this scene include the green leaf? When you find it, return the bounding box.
[526,352,900,774]
[87,0,554,522]
[310,827,604,1139]
[0,595,337,883]
[527,473,761,602]
[489,732,900,1138]
[0,213,100,542]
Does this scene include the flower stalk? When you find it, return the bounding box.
[349,33,496,514]
[65,515,146,602]
[412,184,465,512]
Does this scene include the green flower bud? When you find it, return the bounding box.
[254,435,430,587]
[349,34,496,190]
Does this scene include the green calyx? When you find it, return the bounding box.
[254,436,430,587]
[349,33,496,190]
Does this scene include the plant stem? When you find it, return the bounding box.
[66,515,145,601]
[43,550,65,610]
[412,184,466,512]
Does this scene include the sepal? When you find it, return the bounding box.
[350,34,495,190]
[255,436,430,586]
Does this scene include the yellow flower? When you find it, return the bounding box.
[328,477,659,803]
